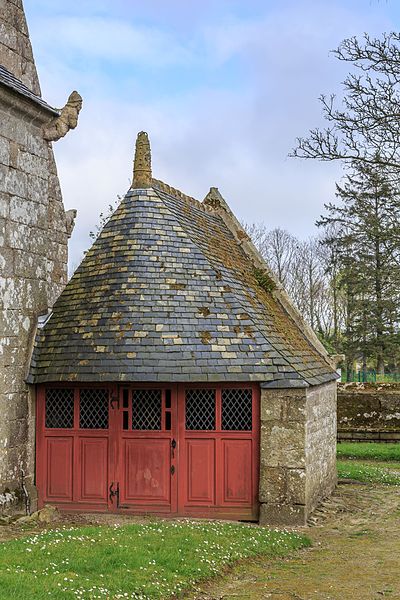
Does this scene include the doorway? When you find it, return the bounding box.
[36,383,259,520]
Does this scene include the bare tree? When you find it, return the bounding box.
[290,238,331,333]
[291,33,400,175]
[244,224,299,288]
[243,222,270,257]
[244,223,338,350]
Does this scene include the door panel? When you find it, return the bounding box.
[116,386,178,512]
[46,437,73,501]
[121,437,171,505]
[78,437,108,503]
[179,385,259,519]
[185,439,215,504]
[222,439,252,504]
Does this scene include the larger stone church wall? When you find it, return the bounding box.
[0,0,41,95]
[0,89,68,501]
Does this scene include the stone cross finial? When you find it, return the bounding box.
[131,131,152,188]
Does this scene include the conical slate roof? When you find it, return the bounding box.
[28,133,337,387]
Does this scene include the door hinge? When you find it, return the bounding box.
[109,482,129,509]
[109,481,119,503]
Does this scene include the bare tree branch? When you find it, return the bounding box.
[291,33,400,176]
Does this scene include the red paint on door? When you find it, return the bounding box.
[46,437,73,501]
[222,439,252,504]
[178,384,259,519]
[185,439,215,504]
[121,438,172,505]
[36,383,259,520]
[115,386,178,513]
[78,437,108,503]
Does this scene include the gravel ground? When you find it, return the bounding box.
[188,483,400,600]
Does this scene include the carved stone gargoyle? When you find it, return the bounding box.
[43,91,83,142]
[65,209,77,238]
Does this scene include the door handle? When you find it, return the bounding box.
[171,438,177,459]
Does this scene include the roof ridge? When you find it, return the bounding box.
[151,178,203,208]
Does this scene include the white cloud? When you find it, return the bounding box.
[32,16,195,67]
[24,0,397,274]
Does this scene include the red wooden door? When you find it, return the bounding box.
[114,386,178,513]
[177,384,259,520]
[36,386,111,511]
[36,383,259,520]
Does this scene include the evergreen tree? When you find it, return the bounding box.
[318,161,400,373]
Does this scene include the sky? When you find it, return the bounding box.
[24,0,399,271]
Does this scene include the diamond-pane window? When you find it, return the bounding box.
[132,389,162,430]
[185,389,216,430]
[45,388,74,428]
[79,389,109,429]
[222,388,252,431]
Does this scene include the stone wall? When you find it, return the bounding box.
[338,383,400,442]
[0,88,68,504]
[305,382,337,513]
[259,381,337,526]
[0,0,41,95]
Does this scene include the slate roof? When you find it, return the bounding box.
[28,133,337,387]
[0,64,59,115]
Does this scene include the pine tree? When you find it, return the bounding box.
[318,161,400,373]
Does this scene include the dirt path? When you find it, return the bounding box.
[188,483,400,600]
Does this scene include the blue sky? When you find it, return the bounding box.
[24,0,400,270]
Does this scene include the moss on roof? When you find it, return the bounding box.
[28,136,336,386]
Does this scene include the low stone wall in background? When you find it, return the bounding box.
[338,383,400,443]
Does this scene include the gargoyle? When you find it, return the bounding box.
[43,91,83,142]
[65,209,77,238]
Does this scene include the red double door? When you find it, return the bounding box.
[37,384,259,520]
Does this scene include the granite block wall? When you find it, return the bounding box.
[338,383,400,442]
[0,89,68,503]
[0,0,41,95]
[259,381,337,526]
[305,382,337,514]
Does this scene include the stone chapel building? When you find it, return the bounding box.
[1,1,337,525]
[0,0,81,505]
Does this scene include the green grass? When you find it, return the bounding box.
[337,442,400,484]
[337,460,400,485]
[366,460,400,471]
[337,442,400,462]
[0,520,310,599]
